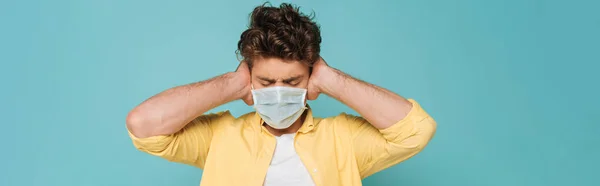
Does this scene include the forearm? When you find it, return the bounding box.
[320,68,413,129]
[127,72,245,138]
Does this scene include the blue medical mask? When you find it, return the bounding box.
[251,86,307,129]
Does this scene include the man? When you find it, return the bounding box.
[126,3,436,186]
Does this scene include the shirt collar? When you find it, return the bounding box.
[297,105,315,133]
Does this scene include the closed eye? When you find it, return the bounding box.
[257,76,276,86]
[283,76,303,86]
[283,79,297,85]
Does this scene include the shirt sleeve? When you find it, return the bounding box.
[337,99,437,178]
[127,111,234,169]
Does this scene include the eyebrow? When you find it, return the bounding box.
[282,75,303,82]
[257,75,304,83]
[257,76,276,83]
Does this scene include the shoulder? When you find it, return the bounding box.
[210,111,259,131]
[236,111,256,121]
[326,112,368,125]
[313,112,369,132]
[197,110,257,123]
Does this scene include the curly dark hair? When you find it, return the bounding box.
[237,3,321,68]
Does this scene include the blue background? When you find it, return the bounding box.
[1,0,599,185]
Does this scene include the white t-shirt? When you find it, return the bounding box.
[263,133,315,186]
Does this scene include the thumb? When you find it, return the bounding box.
[243,90,254,106]
[236,61,249,72]
[307,86,320,100]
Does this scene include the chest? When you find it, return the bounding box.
[203,125,358,186]
[263,133,314,186]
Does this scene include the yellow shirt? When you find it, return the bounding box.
[128,99,437,186]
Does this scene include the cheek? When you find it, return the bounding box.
[250,78,261,89]
[299,79,309,88]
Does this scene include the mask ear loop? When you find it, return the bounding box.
[249,83,263,125]
[250,83,258,108]
[302,90,309,110]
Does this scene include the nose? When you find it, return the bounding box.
[273,81,290,87]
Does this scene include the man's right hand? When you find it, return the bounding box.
[127,60,255,138]
[235,61,254,106]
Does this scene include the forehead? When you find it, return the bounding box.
[251,57,309,79]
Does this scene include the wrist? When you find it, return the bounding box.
[224,72,250,101]
[316,67,344,95]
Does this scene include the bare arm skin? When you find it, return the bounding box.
[308,58,413,129]
[126,62,252,138]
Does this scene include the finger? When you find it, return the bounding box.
[243,92,254,105]
[318,57,328,66]
[307,94,315,100]
[243,99,252,106]
[236,61,249,72]
[307,89,320,100]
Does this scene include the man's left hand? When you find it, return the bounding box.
[307,57,334,100]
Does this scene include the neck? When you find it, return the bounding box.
[264,111,307,136]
